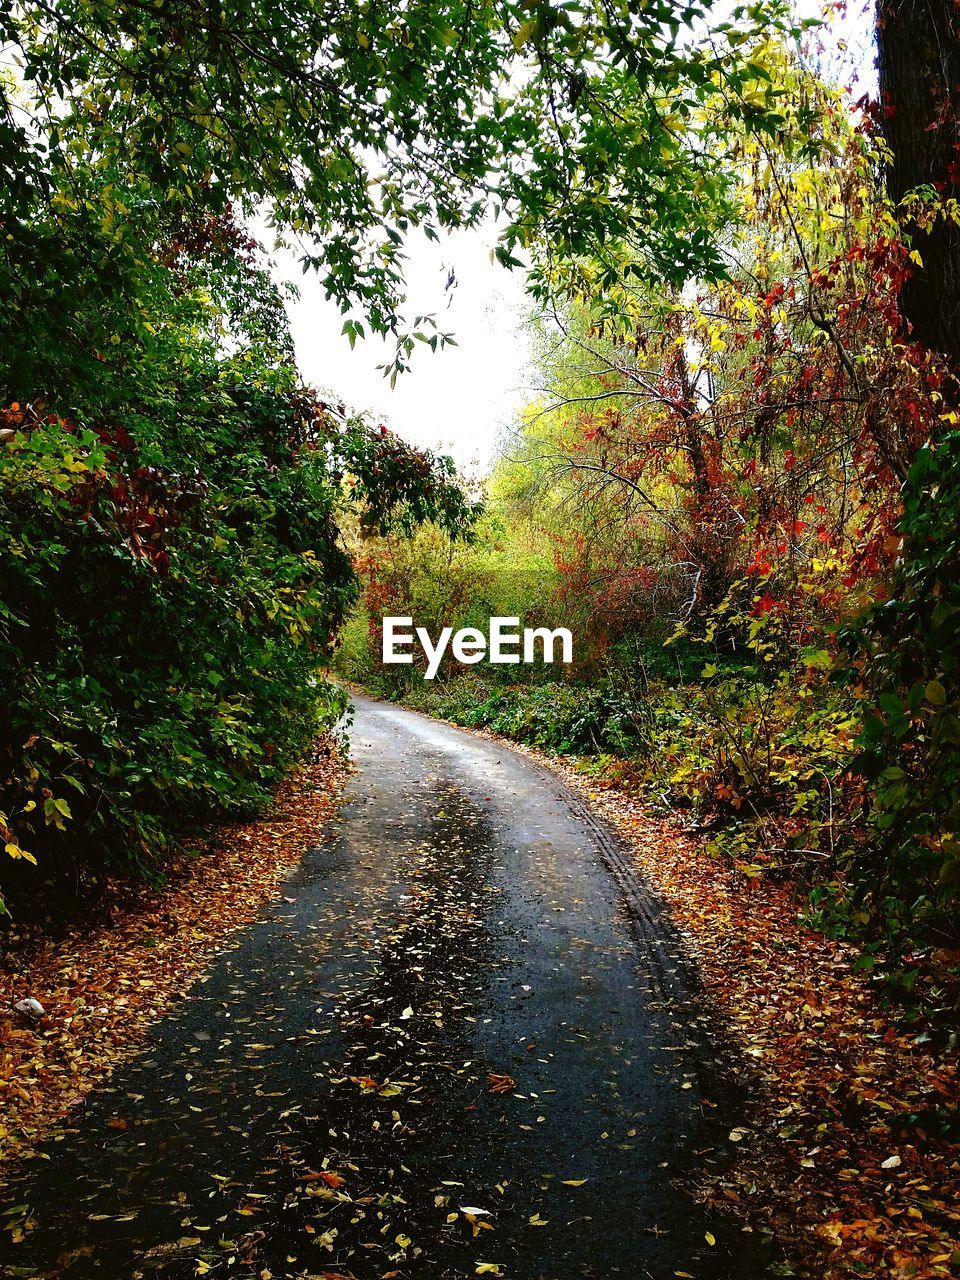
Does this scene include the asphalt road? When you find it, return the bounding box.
[2,694,768,1279]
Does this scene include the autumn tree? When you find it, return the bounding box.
[501,51,920,640]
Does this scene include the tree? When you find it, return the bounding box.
[500,55,918,641]
[1,0,797,385]
[0,220,477,910]
[878,0,960,363]
[0,74,480,909]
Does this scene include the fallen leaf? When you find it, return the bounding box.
[487,1073,516,1094]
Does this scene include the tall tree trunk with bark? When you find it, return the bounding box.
[878,0,960,364]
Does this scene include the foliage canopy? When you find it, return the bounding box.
[2,0,800,378]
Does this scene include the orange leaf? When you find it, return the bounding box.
[487,1072,517,1094]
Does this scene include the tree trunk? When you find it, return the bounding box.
[878,0,960,364]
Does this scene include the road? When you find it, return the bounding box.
[2,695,767,1279]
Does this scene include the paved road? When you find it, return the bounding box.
[2,695,767,1279]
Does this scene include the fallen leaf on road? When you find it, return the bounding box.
[487,1072,516,1094]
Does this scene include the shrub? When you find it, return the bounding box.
[0,393,473,914]
[851,432,960,959]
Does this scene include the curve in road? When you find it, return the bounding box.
[2,694,767,1279]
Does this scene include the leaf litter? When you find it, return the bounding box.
[0,742,349,1185]
[502,736,960,1280]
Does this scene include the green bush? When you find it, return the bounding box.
[850,432,960,959]
[420,680,641,754]
[0,388,473,913]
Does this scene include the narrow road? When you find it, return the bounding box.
[3,695,765,1279]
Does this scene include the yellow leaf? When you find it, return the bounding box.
[512,18,536,50]
[5,841,35,864]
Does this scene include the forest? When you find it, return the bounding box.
[2,2,960,1279]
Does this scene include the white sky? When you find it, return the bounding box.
[272,0,875,475]
[276,225,533,475]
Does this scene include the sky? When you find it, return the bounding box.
[272,0,876,476]
[274,225,534,475]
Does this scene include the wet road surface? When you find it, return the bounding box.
[2,695,768,1279]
